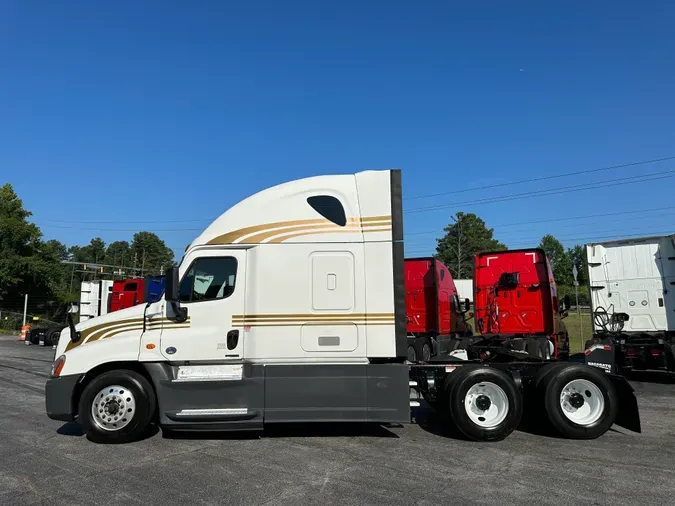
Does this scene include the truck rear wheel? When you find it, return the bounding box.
[78,370,156,444]
[540,364,618,439]
[445,366,522,442]
[413,337,432,362]
[46,329,60,347]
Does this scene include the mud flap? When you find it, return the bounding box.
[608,374,641,434]
[584,338,618,374]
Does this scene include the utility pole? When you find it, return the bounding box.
[22,294,28,326]
[573,263,582,336]
[452,214,464,278]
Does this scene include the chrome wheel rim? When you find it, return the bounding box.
[91,385,136,431]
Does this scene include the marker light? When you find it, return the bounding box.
[51,355,66,377]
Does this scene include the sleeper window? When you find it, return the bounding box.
[307,195,347,226]
[179,257,238,302]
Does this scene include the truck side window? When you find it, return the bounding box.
[179,257,238,303]
[307,195,347,226]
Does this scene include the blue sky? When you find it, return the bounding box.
[2,1,674,260]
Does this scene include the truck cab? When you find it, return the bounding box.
[46,169,410,442]
[405,257,472,361]
[473,249,569,359]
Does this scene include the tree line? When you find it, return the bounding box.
[0,183,175,327]
[434,212,590,305]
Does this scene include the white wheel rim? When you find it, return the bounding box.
[464,381,509,428]
[560,379,605,426]
[91,385,136,431]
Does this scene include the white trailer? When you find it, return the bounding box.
[45,169,641,444]
[79,280,113,322]
[454,279,474,304]
[586,235,675,371]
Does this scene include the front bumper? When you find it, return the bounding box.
[45,374,82,422]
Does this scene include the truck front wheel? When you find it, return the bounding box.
[445,366,523,442]
[78,370,156,444]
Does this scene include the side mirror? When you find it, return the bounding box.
[164,266,188,323]
[165,267,180,303]
[564,295,571,311]
[464,298,471,312]
[67,303,81,343]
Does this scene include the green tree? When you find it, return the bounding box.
[435,212,507,278]
[0,185,74,319]
[567,244,588,285]
[0,183,42,298]
[105,240,131,267]
[130,232,175,275]
[68,238,106,265]
[538,234,573,285]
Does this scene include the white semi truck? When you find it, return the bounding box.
[45,169,641,443]
[586,235,675,372]
[79,280,113,322]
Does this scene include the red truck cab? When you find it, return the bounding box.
[474,249,569,359]
[405,257,472,361]
[110,278,145,313]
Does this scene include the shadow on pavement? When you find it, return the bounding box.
[57,422,84,437]
[411,405,468,441]
[57,422,160,442]
[626,370,675,384]
[163,422,400,441]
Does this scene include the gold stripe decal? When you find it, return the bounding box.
[232,313,395,327]
[207,215,392,245]
[65,317,191,351]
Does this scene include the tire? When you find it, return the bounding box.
[78,370,156,444]
[526,338,550,359]
[540,363,618,439]
[413,338,432,362]
[407,345,417,362]
[46,329,61,347]
[445,366,523,442]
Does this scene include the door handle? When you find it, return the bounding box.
[227,330,239,350]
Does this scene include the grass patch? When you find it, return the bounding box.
[563,311,593,354]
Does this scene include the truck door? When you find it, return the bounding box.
[160,249,246,362]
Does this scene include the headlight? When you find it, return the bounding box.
[51,355,66,377]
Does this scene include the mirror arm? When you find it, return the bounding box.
[169,301,188,323]
[67,306,81,343]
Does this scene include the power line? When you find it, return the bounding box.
[404,227,675,255]
[41,218,214,225]
[40,225,204,232]
[37,155,675,225]
[404,169,675,214]
[404,155,675,201]
[500,223,675,246]
[404,206,675,237]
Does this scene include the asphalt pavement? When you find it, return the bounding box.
[1,334,674,506]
